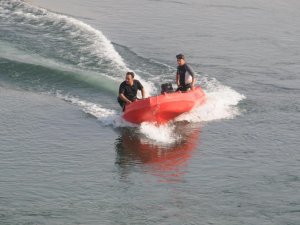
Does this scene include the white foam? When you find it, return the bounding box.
[15,1,126,69]
[136,79,246,143]
[139,123,179,144]
[176,78,246,122]
[55,92,131,127]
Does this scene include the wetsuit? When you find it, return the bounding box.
[118,80,144,109]
[176,64,195,91]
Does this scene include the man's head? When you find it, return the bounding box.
[176,54,186,66]
[125,72,135,86]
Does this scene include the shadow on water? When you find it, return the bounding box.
[114,123,202,183]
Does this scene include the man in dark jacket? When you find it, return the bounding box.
[117,72,145,110]
[176,54,195,91]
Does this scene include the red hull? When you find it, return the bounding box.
[122,87,206,124]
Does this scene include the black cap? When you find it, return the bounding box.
[176,54,185,59]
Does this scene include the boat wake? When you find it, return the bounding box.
[176,77,246,123]
[55,76,245,144]
[0,0,155,95]
[1,0,246,144]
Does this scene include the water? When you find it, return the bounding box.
[1,0,299,224]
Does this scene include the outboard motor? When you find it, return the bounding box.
[161,83,174,94]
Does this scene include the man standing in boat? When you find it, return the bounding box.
[118,71,145,110]
[176,54,195,91]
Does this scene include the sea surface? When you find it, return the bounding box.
[0,0,299,224]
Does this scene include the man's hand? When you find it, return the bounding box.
[120,93,131,104]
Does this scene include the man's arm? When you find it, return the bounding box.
[191,77,195,90]
[119,93,132,104]
[136,80,145,99]
[176,73,180,87]
[186,64,196,90]
[141,88,145,99]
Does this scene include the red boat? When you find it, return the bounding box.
[122,86,206,124]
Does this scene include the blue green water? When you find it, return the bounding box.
[0,0,299,224]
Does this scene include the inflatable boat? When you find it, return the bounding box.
[122,86,206,124]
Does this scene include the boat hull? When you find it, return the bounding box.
[122,87,206,124]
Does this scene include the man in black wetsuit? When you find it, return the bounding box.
[175,54,195,91]
[117,72,145,110]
